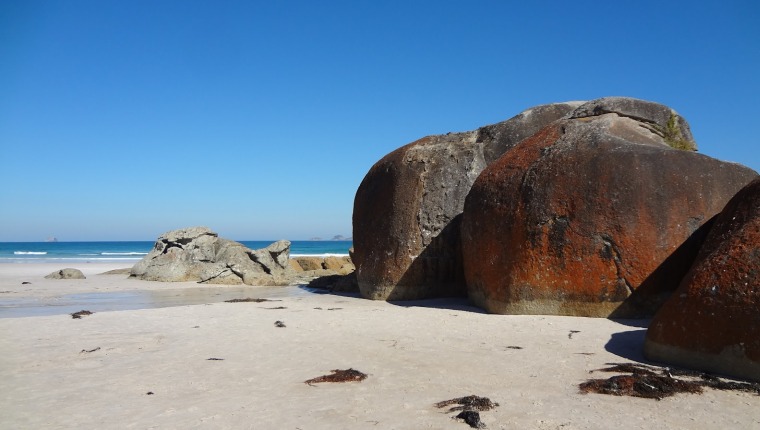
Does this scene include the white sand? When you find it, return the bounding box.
[1,264,758,429]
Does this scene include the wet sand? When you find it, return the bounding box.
[0,263,758,429]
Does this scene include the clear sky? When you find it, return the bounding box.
[1,1,758,241]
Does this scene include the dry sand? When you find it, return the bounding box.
[1,263,758,429]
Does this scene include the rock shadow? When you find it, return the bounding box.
[605,329,650,363]
[296,284,360,298]
[608,318,650,328]
[390,214,469,300]
[389,297,487,313]
[610,216,717,318]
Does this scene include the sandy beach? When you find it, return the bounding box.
[1,263,758,429]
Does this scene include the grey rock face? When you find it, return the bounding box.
[481,101,585,164]
[352,101,582,301]
[568,97,696,151]
[45,268,86,279]
[130,227,293,286]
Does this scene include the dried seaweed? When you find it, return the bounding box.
[436,395,497,428]
[505,346,523,350]
[435,395,498,412]
[568,330,580,339]
[224,298,280,303]
[262,306,288,310]
[580,374,702,400]
[581,362,760,400]
[207,358,224,361]
[592,363,659,377]
[71,310,92,319]
[304,368,367,385]
[701,378,760,395]
[80,347,100,353]
[274,320,286,328]
[455,411,485,429]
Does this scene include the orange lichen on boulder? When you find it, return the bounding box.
[645,177,760,382]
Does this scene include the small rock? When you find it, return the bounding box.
[45,268,86,279]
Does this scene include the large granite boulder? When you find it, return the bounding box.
[352,102,582,300]
[644,178,760,381]
[130,227,293,286]
[460,97,758,317]
[45,268,86,279]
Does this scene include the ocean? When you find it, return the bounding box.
[0,240,353,263]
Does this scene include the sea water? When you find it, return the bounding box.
[0,240,353,263]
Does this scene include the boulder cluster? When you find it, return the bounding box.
[130,227,356,286]
[130,227,294,285]
[352,97,759,381]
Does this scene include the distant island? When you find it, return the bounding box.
[309,235,352,241]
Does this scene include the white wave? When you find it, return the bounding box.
[0,257,143,262]
[101,252,148,256]
[14,251,47,255]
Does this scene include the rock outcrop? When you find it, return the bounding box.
[352,102,582,300]
[45,268,86,279]
[644,178,760,381]
[130,227,293,285]
[460,98,758,317]
[290,256,354,275]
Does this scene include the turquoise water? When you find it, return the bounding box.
[0,240,352,263]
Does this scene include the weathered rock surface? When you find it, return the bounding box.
[461,98,758,317]
[45,268,86,279]
[568,97,696,151]
[130,227,293,286]
[352,102,582,300]
[98,268,132,275]
[294,257,324,271]
[323,256,354,275]
[291,256,354,275]
[645,178,760,381]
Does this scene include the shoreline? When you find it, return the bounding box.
[1,263,758,429]
[0,254,350,265]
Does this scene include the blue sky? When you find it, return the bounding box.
[1,1,758,241]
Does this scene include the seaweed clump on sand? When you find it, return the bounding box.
[224,298,279,303]
[71,310,93,319]
[435,395,498,428]
[434,395,499,412]
[304,368,368,386]
[580,362,760,400]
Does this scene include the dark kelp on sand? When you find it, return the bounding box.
[71,310,93,319]
[435,395,498,429]
[304,369,368,385]
[455,411,485,429]
[580,362,760,400]
[224,298,281,303]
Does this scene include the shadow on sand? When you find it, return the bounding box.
[604,328,650,363]
[388,297,487,313]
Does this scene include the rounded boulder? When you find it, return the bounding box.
[645,178,760,381]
